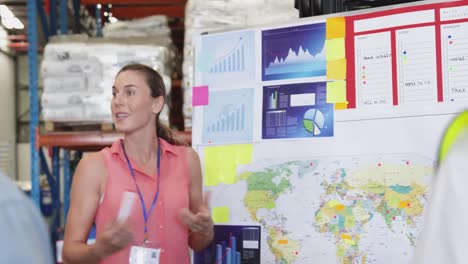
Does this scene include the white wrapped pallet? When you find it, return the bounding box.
[42,105,112,123]
[41,58,102,78]
[41,92,111,107]
[43,42,89,61]
[41,34,174,124]
[103,15,170,39]
[43,77,87,93]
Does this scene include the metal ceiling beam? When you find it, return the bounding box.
[0,0,27,5]
[80,0,186,4]
[111,5,184,18]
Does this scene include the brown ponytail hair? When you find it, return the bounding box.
[117,63,182,146]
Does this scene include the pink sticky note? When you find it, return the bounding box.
[192,85,209,106]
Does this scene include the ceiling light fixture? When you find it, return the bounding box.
[0,4,24,30]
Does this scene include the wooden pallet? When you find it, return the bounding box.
[45,121,114,132]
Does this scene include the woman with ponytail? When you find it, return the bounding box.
[63,63,213,264]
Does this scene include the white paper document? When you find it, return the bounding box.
[117,191,136,223]
[396,26,438,104]
[441,22,468,101]
[355,32,393,107]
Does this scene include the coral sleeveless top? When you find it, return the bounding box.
[95,138,190,264]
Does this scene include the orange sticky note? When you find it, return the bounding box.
[341,234,352,240]
[326,17,346,39]
[335,102,348,110]
[278,240,289,245]
[335,204,346,211]
[327,59,347,80]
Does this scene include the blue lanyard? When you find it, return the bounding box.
[121,140,161,242]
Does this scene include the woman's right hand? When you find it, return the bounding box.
[93,221,134,259]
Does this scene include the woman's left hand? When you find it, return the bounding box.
[179,194,214,236]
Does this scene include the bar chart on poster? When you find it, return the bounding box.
[208,38,246,73]
[441,22,468,101]
[194,225,261,264]
[197,30,256,89]
[354,32,393,107]
[202,88,255,144]
[396,26,437,104]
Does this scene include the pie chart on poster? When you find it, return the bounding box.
[303,108,325,136]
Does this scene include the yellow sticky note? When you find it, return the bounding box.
[326,17,346,39]
[204,147,222,186]
[235,144,253,165]
[326,81,347,103]
[212,206,230,223]
[326,38,345,61]
[327,59,346,80]
[217,149,237,185]
[335,102,348,110]
[203,144,253,187]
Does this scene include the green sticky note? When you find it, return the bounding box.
[212,207,230,223]
[326,38,346,61]
[326,81,347,103]
[203,144,253,186]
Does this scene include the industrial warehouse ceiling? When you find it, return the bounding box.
[0,0,187,52]
[0,0,425,52]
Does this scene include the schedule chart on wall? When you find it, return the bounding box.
[441,22,468,101]
[396,26,438,104]
[354,32,393,107]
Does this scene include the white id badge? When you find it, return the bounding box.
[129,242,161,264]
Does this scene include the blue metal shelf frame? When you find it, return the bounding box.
[95,4,103,37]
[63,150,71,223]
[28,0,77,260]
[60,0,68,34]
[27,0,40,206]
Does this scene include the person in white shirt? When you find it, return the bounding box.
[0,174,54,264]
[413,112,468,264]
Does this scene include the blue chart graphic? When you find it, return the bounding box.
[303,108,325,136]
[268,90,278,109]
[199,30,256,87]
[203,88,254,144]
[262,82,334,139]
[194,225,261,264]
[207,103,245,133]
[209,37,245,73]
[262,22,326,81]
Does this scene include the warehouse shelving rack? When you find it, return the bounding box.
[26,0,190,260]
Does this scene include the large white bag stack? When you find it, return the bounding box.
[0,25,8,50]
[41,18,175,125]
[182,0,298,128]
[103,15,171,39]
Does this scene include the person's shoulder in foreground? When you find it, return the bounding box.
[0,174,54,264]
[413,132,468,264]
